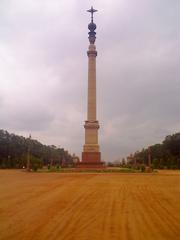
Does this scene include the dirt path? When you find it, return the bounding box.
[0,170,180,240]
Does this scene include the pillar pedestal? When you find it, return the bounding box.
[76,151,105,168]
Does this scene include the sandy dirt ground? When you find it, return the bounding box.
[0,170,180,240]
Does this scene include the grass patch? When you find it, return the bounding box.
[37,167,141,173]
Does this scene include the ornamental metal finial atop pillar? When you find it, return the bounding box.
[87,6,97,44]
[77,7,104,168]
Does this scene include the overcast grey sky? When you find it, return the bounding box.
[0,0,180,161]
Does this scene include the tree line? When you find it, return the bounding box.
[0,129,73,169]
[129,132,180,169]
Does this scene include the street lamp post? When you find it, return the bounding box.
[27,134,31,172]
[148,146,151,167]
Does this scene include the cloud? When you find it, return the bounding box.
[0,0,180,160]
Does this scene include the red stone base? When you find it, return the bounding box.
[76,152,105,168]
[82,152,101,163]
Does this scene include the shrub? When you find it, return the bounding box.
[31,156,43,172]
[140,165,145,172]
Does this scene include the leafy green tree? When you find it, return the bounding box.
[130,132,180,169]
[0,129,73,169]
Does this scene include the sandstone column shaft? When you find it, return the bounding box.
[87,44,97,121]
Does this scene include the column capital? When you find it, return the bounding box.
[84,121,100,129]
[87,50,97,57]
[87,44,97,57]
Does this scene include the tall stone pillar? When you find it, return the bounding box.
[77,7,104,168]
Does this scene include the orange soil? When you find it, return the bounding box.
[0,170,180,240]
